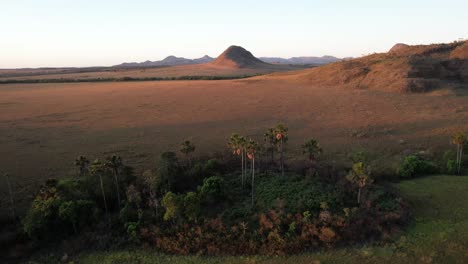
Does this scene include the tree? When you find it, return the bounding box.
[3,173,16,220]
[75,155,90,177]
[105,155,123,208]
[346,162,373,205]
[142,169,161,216]
[198,176,224,203]
[228,133,247,188]
[274,124,288,176]
[180,140,196,167]
[302,139,322,175]
[161,192,182,221]
[183,192,201,222]
[452,131,467,175]
[246,139,258,206]
[263,128,276,165]
[157,152,179,193]
[89,159,109,218]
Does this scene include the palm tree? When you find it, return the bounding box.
[75,155,90,177]
[3,173,16,220]
[274,124,288,176]
[228,134,247,188]
[105,155,123,208]
[246,139,258,207]
[346,162,373,204]
[452,132,467,175]
[302,139,322,175]
[180,140,196,167]
[90,159,109,217]
[239,136,248,187]
[263,128,276,165]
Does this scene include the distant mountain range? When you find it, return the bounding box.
[115,53,341,68]
[115,55,214,68]
[259,56,341,65]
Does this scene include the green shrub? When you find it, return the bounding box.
[183,192,201,222]
[58,200,97,233]
[446,159,457,175]
[161,192,182,221]
[198,176,225,203]
[23,187,62,238]
[119,202,140,224]
[157,152,181,193]
[399,155,437,178]
[443,150,458,175]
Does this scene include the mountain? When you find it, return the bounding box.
[260,56,341,65]
[273,40,467,93]
[115,55,214,68]
[210,45,272,68]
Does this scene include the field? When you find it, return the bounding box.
[42,175,468,263]
[1,76,468,215]
[0,63,305,82]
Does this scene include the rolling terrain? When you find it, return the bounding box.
[267,40,468,93]
[0,41,467,217]
[0,46,307,82]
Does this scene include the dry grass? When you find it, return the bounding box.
[1,75,468,215]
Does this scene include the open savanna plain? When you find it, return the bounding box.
[1,75,468,215]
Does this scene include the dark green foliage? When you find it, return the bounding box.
[157,152,180,193]
[58,200,97,233]
[447,159,457,175]
[443,150,458,175]
[399,155,437,178]
[22,186,62,239]
[183,192,201,222]
[254,174,346,214]
[161,192,183,221]
[198,176,225,204]
[119,202,141,224]
[0,74,262,84]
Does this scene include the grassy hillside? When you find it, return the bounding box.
[71,175,468,264]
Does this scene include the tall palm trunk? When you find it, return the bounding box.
[357,188,362,204]
[251,156,255,207]
[280,138,284,176]
[112,169,121,207]
[5,174,16,220]
[99,174,109,218]
[244,150,248,184]
[458,145,463,175]
[241,149,244,189]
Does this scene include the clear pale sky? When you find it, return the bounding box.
[1,0,467,68]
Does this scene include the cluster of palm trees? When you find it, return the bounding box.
[228,134,259,206]
[228,124,323,206]
[452,131,467,175]
[74,154,125,217]
[263,124,288,176]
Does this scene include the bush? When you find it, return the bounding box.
[398,155,437,178]
[23,186,63,239]
[161,192,182,221]
[157,152,181,193]
[443,150,457,175]
[58,200,97,233]
[183,192,201,222]
[447,159,457,175]
[198,176,225,203]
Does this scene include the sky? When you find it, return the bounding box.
[1,0,467,68]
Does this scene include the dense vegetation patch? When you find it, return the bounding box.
[0,74,262,84]
[3,126,467,260]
